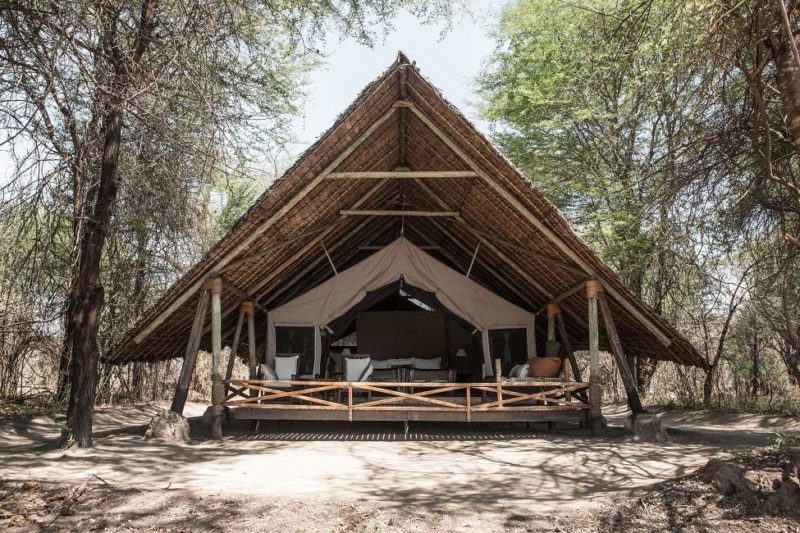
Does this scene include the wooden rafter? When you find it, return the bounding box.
[404,100,672,347]
[133,104,401,344]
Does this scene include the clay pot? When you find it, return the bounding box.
[527,357,562,378]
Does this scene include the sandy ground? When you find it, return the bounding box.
[1,402,799,531]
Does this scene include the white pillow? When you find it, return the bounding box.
[413,357,442,370]
[274,355,299,381]
[371,359,392,370]
[387,358,414,367]
[345,357,373,382]
[259,364,278,380]
[518,364,530,378]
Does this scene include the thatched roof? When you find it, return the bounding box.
[106,53,703,368]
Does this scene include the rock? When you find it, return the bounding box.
[143,409,190,442]
[698,459,752,496]
[768,478,800,515]
[782,446,800,481]
[625,413,668,442]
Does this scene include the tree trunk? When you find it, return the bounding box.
[703,365,715,408]
[636,357,658,395]
[773,6,800,151]
[751,331,760,399]
[129,229,149,401]
[780,343,800,386]
[61,100,123,448]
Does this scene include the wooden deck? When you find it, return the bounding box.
[224,379,590,424]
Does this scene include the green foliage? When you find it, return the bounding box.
[478,0,800,407]
[213,174,262,241]
[772,432,800,451]
[478,0,736,305]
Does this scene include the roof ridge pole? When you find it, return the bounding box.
[398,64,408,168]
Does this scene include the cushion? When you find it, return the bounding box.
[387,357,414,367]
[259,364,278,380]
[274,355,299,381]
[345,356,373,382]
[413,357,442,370]
[371,359,393,370]
[411,369,450,381]
[518,363,530,378]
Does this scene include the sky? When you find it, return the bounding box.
[0,1,501,184]
[287,0,500,159]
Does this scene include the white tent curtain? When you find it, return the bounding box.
[266,237,537,377]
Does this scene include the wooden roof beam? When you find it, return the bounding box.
[358,244,440,251]
[340,209,459,217]
[325,171,478,179]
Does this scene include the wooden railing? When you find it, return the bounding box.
[224,379,589,422]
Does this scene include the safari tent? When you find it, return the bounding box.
[107,53,703,438]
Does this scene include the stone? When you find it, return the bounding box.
[768,478,800,515]
[143,409,190,442]
[625,413,668,442]
[698,458,752,496]
[782,446,800,481]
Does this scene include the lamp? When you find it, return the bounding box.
[455,348,468,358]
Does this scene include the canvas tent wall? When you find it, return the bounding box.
[267,237,537,376]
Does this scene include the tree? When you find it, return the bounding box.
[0,0,460,447]
[477,0,721,396]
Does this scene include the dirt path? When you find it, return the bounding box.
[1,403,798,531]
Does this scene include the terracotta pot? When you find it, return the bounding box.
[527,357,562,378]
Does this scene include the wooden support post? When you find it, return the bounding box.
[224,310,245,381]
[555,313,579,380]
[587,280,603,435]
[207,277,224,440]
[597,291,646,415]
[494,358,503,408]
[547,304,558,343]
[348,385,353,422]
[547,304,570,381]
[245,301,257,380]
[171,289,210,414]
[466,384,471,422]
[556,313,586,405]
